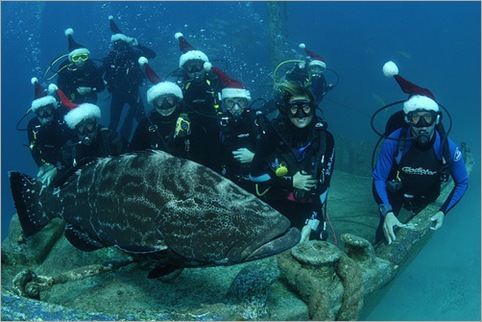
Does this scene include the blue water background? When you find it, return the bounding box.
[1,2,480,320]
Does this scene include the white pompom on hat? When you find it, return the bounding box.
[382,60,439,114]
[138,57,183,105]
[30,77,57,112]
[299,43,326,71]
[382,60,399,77]
[174,32,209,68]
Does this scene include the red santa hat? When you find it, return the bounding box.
[138,57,183,105]
[299,43,326,71]
[49,84,101,129]
[382,60,439,114]
[30,77,57,112]
[210,66,251,101]
[108,15,135,43]
[64,28,90,61]
[174,32,209,68]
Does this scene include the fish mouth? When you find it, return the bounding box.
[242,227,301,262]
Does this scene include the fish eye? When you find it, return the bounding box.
[231,205,242,213]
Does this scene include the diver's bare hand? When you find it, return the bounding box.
[293,171,316,191]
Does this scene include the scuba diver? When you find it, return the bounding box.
[263,42,338,118]
[130,57,191,159]
[211,67,265,194]
[250,80,335,242]
[285,43,334,106]
[372,60,468,245]
[22,78,74,186]
[102,16,156,142]
[166,32,223,172]
[47,28,104,104]
[50,84,126,178]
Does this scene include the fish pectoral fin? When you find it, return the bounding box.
[147,266,183,279]
[115,244,168,254]
[65,225,106,252]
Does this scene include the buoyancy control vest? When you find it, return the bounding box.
[270,119,328,201]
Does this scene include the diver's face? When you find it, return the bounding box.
[224,97,249,117]
[287,95,314,129]
[36,104,54,125]
[113,40,130,51]
[76,118,98,145]
[70,52,89,68]
[183,59,205,82]
[309,65,325,78]
[407,110,438,145]
[154,95,178,117]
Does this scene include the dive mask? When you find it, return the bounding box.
[76,119,97,145]
[288,99,314,119]
[155,96,178,116]
[406,111,438,128]
[36,105,54,124]
[309,65,325,78]
[225,98,249,117]
[71,53,89,63]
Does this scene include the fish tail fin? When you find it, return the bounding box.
[9,171,54,237]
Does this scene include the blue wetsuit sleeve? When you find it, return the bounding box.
[439,138,469,214]
[372,129,402,214]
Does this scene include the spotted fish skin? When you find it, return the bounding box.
[9,151,300,271]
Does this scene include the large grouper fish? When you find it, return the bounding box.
[9,151,300,278]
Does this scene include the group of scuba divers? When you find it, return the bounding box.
[20,16,468,246]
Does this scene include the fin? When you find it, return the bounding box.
[147,266,183,279]
[64,224,106,251]
[115,244,168,254]
[9,171,53,237]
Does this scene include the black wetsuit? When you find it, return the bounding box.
[27,113,74,169]
[129,109,191,159]
[250,116,335,234]
[102,42,156,141]
[59,125,126,174]
[167,69,223,172]
[219,109,263,194]
[57,60,105,104]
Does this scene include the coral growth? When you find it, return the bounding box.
[277,240,364,320]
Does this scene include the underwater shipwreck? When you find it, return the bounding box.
[1,136,474,320]
[1,3,476,320]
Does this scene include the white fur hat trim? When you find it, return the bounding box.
[221,88,251,101]
[147,82,183,105]
[111,33,132,43]
[64,103,101,129]
[403,94,439,114]
[31,96,57,112]
[309,59,326,70]
[179,50,209,68]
